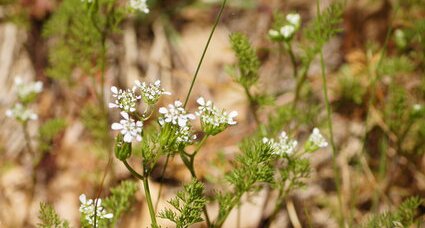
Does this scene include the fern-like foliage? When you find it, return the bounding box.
[303,2,343,61]
[363,197,423,227]
[43,0,102,81]
[103,180,138,226]
[159,180,206,228]
[38,118,67,153]
[214,138,274,227]
[37,203,70,228]
[228,32,260,89]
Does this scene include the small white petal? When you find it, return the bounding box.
[178,118,187,127]
[104,213,113,219]
[111,123,123,130]
[197,97,205,106]
[159,107,168,114]
[123,133,132,143]
[79,194,87,203]
[111,86,118,94]
[229,111,238,118]
[136,135,142,142]
[109,103,118,108]
[120,111,129,120]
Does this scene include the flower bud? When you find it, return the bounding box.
[114,134,132,161]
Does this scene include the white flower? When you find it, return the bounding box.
[280,25,295,39]
[134,80,171,105]
[158,100,195,127]
[111,111,143,143]
[129,0,149,13]
[79,194,113,225]
[308,128,328,148]
[263,131,298,156]
[413,104,422,111]
[109,86,141,113]
[5,103,38,122]
[195,97,238,135]
[268,29,281,39]
[14,77,43,101]
[286,13,301,28]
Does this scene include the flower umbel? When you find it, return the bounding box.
[111,111,143,143]
[5,103,38,122]
[79,194,113,225]
[129,0,149,13]
[158,100,196,151]
[109,86,141,113]
[286,13,301,28]
[158,100,195,127]
[14,77,43,104]
[196,97,238,136]
[280,25,296,40]
[134,80,171,105]
[263,131,298,156]
[305,128,328,152]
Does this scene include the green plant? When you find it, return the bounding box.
[38,203,70,228]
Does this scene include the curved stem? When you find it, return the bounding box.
[123,160,144,180]
[143,177,159,228]
[183,0,227,108]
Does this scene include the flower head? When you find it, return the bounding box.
[14,77,43,104]
[286,13,301,28]
[280,25,296,39]
[158,100,195,127]
[263,131,298,156]
[79,194,113,225]
[129,0,149,13]
[305,128,328,152]
[134,80,171,105]
[109,86,141,113]
[111,111,143,143]
[158,100,196,151]
[195,97,238,135]
[5,103,38,122]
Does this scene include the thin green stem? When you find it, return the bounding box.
[319,50,344,226]
[243,86,260,125]
[123,160,144,180]
[285,41,298,78]
[22,122,35,158]
[291,60,312,113]
[143,178,159,228]
[154,154,170,212]
[183,0,227,108]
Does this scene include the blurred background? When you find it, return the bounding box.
[0,0,424,227]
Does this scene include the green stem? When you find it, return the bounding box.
[291,60,312,113]
[183,0,227,108]
[143,177,159,228]
[123,160,144,180]
[319,50,344,226]
[285,41,297,78]
[243,86,260,125]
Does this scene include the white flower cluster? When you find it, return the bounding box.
[6,103,38,122]
[129,0,149,13]
[307,128,328,149]
[195,97,238,135]
[269,13,301,41]
[159,100,195,127]
[111,112,143,143]
[109,86,141,113]
[263,131,298,156]
[158,100,196,145]
[5,77,42,123]
[79,194,113,225]
[135,80,171,105]
[109,80,169,143]
[14,77,43,101]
